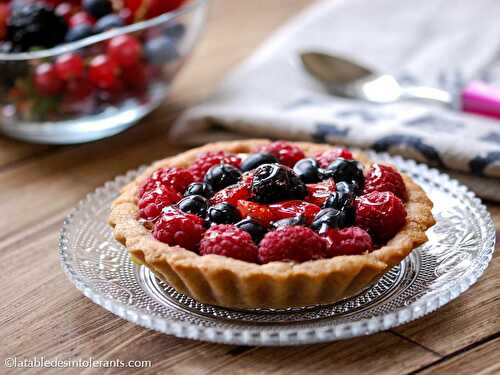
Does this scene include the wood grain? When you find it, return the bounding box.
[0,0,498,374]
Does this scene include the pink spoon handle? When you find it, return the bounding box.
[461,81,500,119]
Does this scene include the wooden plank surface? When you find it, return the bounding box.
[0,0,498,374]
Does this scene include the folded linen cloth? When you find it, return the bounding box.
[170,0,500,201]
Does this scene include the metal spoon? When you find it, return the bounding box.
[300,51,500,120]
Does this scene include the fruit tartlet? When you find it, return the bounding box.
[109,140,435,309]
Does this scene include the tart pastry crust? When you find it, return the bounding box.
[109,140,435,309]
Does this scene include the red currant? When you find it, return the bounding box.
[55,53,84,81]
[107,35,142,67]
[69,11,95,27]
[88,54,120,90]
[34,63,64,95]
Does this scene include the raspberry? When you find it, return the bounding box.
[237,200,273,224]
[258,226,327,263]
[355,191,406,243]
[188,151,242,181]
[322,227,373,257]
[153,210,206,251]
[209,182,251,206]
[139,167,194,197]
[269,200,320,225]
[138,185,181,221]
[315,148,353,168]
[256,141,305,167]
[199,224,258,263]
[305,179,336,206]
[363,164,408,201]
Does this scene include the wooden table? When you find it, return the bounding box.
[1,1,499,374]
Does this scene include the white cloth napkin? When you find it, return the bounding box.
[170,0,500,200]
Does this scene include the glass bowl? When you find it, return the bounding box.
[0,0,208,144]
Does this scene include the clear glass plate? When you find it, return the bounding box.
[58,153,496,345]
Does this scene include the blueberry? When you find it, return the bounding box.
[164,22,185,40]
[293,158,321,183]
[144,35,178,65]
[323,192,356,227]
[207,203,241,224]
[311,208,347,231]
[336,180,361,195]
[251,164,307,204]
[184,182,213,199]
[93,14,123,34]
[178,195,208,217]
[235,218,268,244]
[204,164,242,192]
[65,24,94,42]
[272,215,306,229]
[323,191,354,210]
[241,152,278,172]
[83,0,113,19]
[326,158,364,187]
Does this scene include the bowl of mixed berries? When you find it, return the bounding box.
[0,0,207,144]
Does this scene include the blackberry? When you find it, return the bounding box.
[326,158,364,188]
[7,3,68,51]
[241,152,278,172]
[204,164,242,192]
[250,164,307,204]
[293,158,321,183]
[235,218,268,244]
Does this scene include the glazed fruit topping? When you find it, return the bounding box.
[204,164,242,192]
[138,185,181,221]
[138,142,409,264]
[207,202,242,225]
[250,163,307,203]
[209,181,251,206]
[153,209,206,251]
[314,148,353,168]
[235,218,268,244]
[241,152,279,172]
[363,163,408,201]
[268,200,320,225]
[325,158,365,189]
[256,141,306,167]
[237,200,273,224]
[184,182,214,199]
[305,179,336,206]
[188,151,242,181]
[311,208,349,232]
[322,227,373,257]
[139,167,194,197]
[258,226,327,263]
[293,158,321,183]
[178,195,208,217]
[355,191,406,243]
[199,224,258,263]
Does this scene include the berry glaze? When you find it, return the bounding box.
[137,141,409,264]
